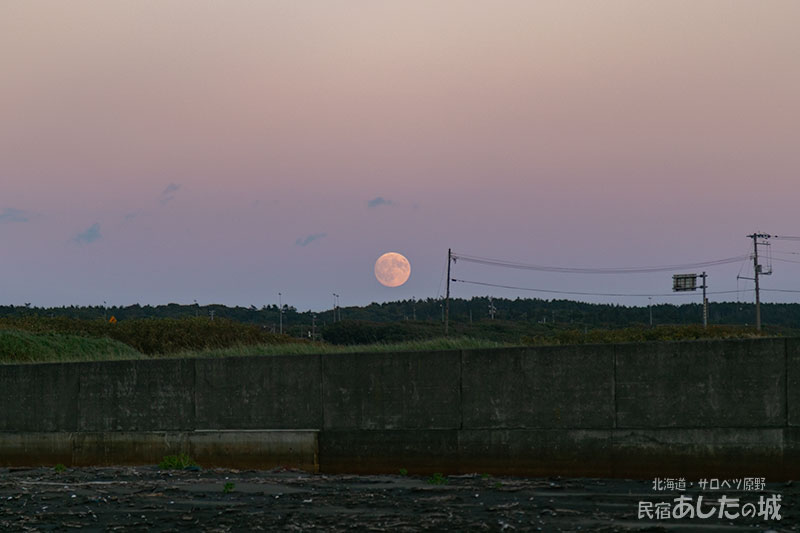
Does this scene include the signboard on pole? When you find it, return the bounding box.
[672,273,698,292]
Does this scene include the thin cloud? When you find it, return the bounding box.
[295,233,327,247]
[160,183,181,205]
[73,223,102,244]
[367,196,393,208]
[0,208,31,223]
[123,211,141,222]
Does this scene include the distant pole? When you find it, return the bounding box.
[332,293,337,323]
[753,235,760,331]
[648,297,652,327]
[445,249,451,335]
[278,292,283,334]
[747,233,770,331]
[701,272,708,329]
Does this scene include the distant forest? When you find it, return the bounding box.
[1,297,796,333]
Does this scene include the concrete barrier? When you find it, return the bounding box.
[461,346,615,429]
[615,338,786,428]
[0,430,318,471]
[0,338,797,478]
[322,350,461,430]
[77,359,195,431]
[195,355,322,429]
[0,363,78,432]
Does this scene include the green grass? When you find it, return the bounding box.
[0,329,143,364]
[427,473,448,485]
[158,453,198,470]
[163,337,510,359]
[0,317,780,365]
[0,329,507,364]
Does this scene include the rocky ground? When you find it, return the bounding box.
[0,467,795,532]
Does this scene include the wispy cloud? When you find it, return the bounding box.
[160,183,181,205]
[123,211,141,222]
[73,223,102,244]
[367,196,393,208]
[0,208,31,224]
[295,233,327,247]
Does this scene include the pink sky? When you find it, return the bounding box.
[1,1,799,311]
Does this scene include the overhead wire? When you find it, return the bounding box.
[451,278,752,298]
[451,252,750,275]
[772,257,800,265]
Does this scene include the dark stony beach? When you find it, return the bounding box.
[0,467,795,532]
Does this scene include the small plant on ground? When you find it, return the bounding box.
[54,464,66,473]
[427,472,448,485]
[223,482,235,493]
[158,453,198,470]
[399,468,408,476]
[481,473,491,479]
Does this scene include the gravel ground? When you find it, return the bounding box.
[0,467,795,532]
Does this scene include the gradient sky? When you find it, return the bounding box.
[2,1,799,312]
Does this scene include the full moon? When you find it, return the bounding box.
[374,252,411,287]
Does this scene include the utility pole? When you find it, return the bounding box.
[332,293,339,323]
[700,272,708,329]
[445,249,451,335]
[746,233,771,331]
[648,297,653,327]
[278,292,283,334]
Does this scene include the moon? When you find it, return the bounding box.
[374,252,411,287]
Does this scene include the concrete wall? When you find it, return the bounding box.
[1,338,797,478]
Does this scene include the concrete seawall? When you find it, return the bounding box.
[1,338,797,478]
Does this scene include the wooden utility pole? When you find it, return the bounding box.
[445,248,451,335]
[747,233,770,331]
[700,272,708,329]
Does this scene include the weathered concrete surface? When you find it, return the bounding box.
[78,359,195,431]
[0,363,78,432]
[611,428,788,479]
[1,338,797,478]
[458,429,614,477]
[73,431,186,466]
[0,431,318,470]
[195,355,322,429]
[319,429,460,474]
[615,338,786,428]
[462,346,614,429]
[189,430,318,471]
[0,432,72,466]
[788,338,800,427]
[322,351,460,429]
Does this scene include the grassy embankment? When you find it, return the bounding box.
[0,317,507,364]
[0,315,779,364]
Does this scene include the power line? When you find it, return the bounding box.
[451,252,750,275]
[772,257,800,265]
[761,288,800,294]
[451,278,752,298]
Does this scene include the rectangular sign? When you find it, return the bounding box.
[673,274,698,292]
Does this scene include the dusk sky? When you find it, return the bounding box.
[2,1,799,312]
